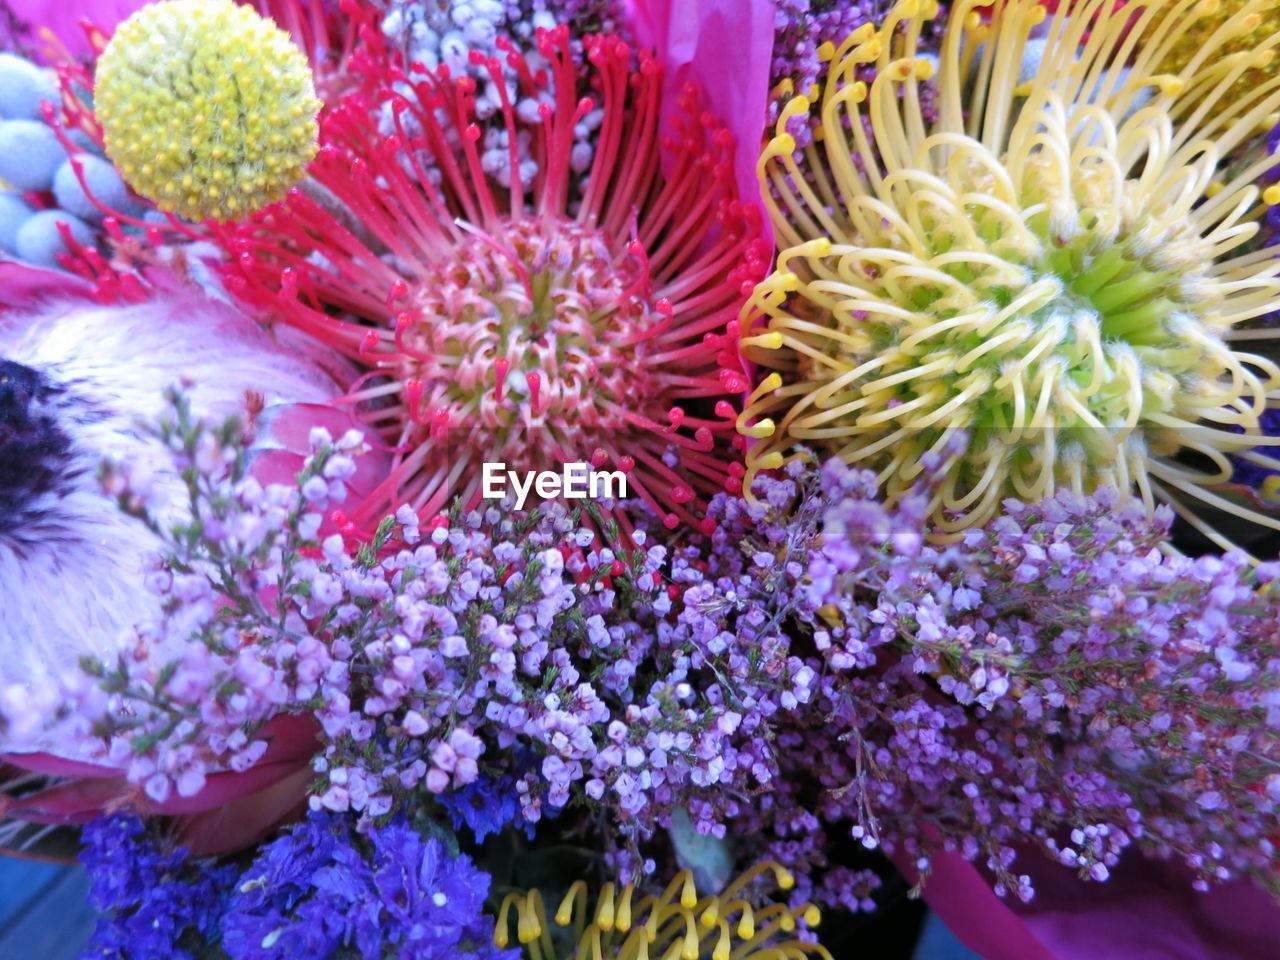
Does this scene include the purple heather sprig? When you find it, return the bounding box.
[760,460,1280,902]
[13,392,816,871]
[15,392,1280,912]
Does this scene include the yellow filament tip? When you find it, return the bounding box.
[617,885,634,932]
[744,332,785,350]
[782,95,811,121]
[1148,74,1184,96]
[740,418,777,440]
[680,873,698,910]
[596,883,616,931]
[888,58,916,81]
[854,22,876,43]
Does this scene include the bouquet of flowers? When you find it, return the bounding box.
[0,0,1278,957]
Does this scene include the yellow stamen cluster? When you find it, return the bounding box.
[94,0,320,221]
[494,863,829,960]
[1146,0,1280,110]
[741,0,1280,549]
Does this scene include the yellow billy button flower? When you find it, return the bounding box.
[94,0,320,221]
[494,862,829,960]
[741,0,1280,549]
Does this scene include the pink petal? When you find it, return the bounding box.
[0,261,94,310]
[253,403,358,453]
[251,402,391,501]
[175,766,314,856]
[1014,853,1280,960]
[0,752,120,780]
[142,757,307,815]
[896,849,1055,960]
[140,713,318,816]
[1,776,125,825]
[2,714,317,824]
[900,846,1280,960]
[246,449,308,488]
[7,0,146,61]
[623,0,776,239]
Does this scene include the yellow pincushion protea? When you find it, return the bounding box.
[1146,0,1280,106]
[494,863,830,960]
[740,0,1280,548]
[94,0,320,221]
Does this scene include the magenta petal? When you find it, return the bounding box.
[901,845,1280,960]
[253,402,358,451]
[245,712,320,765]
[140,713,317,815]
[0,751,121,780]
[1012,854,1280,960]
[4,714,317,821]
[142,757,306,815]
[3,776,126,825]
[623,0,776,238]
[7,0,146,60]
[251,402,391,499]
[176,766,313,857]
[896,849,1056,960]
[0,262,95,310]
[137,264,189,295]
[246,448,307,488]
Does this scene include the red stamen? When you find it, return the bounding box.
[405,379,427,424]
[494,357,510,403]
[394,312,434,362]
[527,370,542,415]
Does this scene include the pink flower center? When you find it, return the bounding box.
[215,23,769,536]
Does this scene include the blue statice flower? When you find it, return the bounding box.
[1230,407,1280,490]
[79,814,234,960]
[439,777,530,843]
[222,811,515,960]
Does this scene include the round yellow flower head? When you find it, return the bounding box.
[94,0,321,221]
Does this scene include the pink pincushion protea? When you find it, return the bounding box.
[217,21,770,536]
